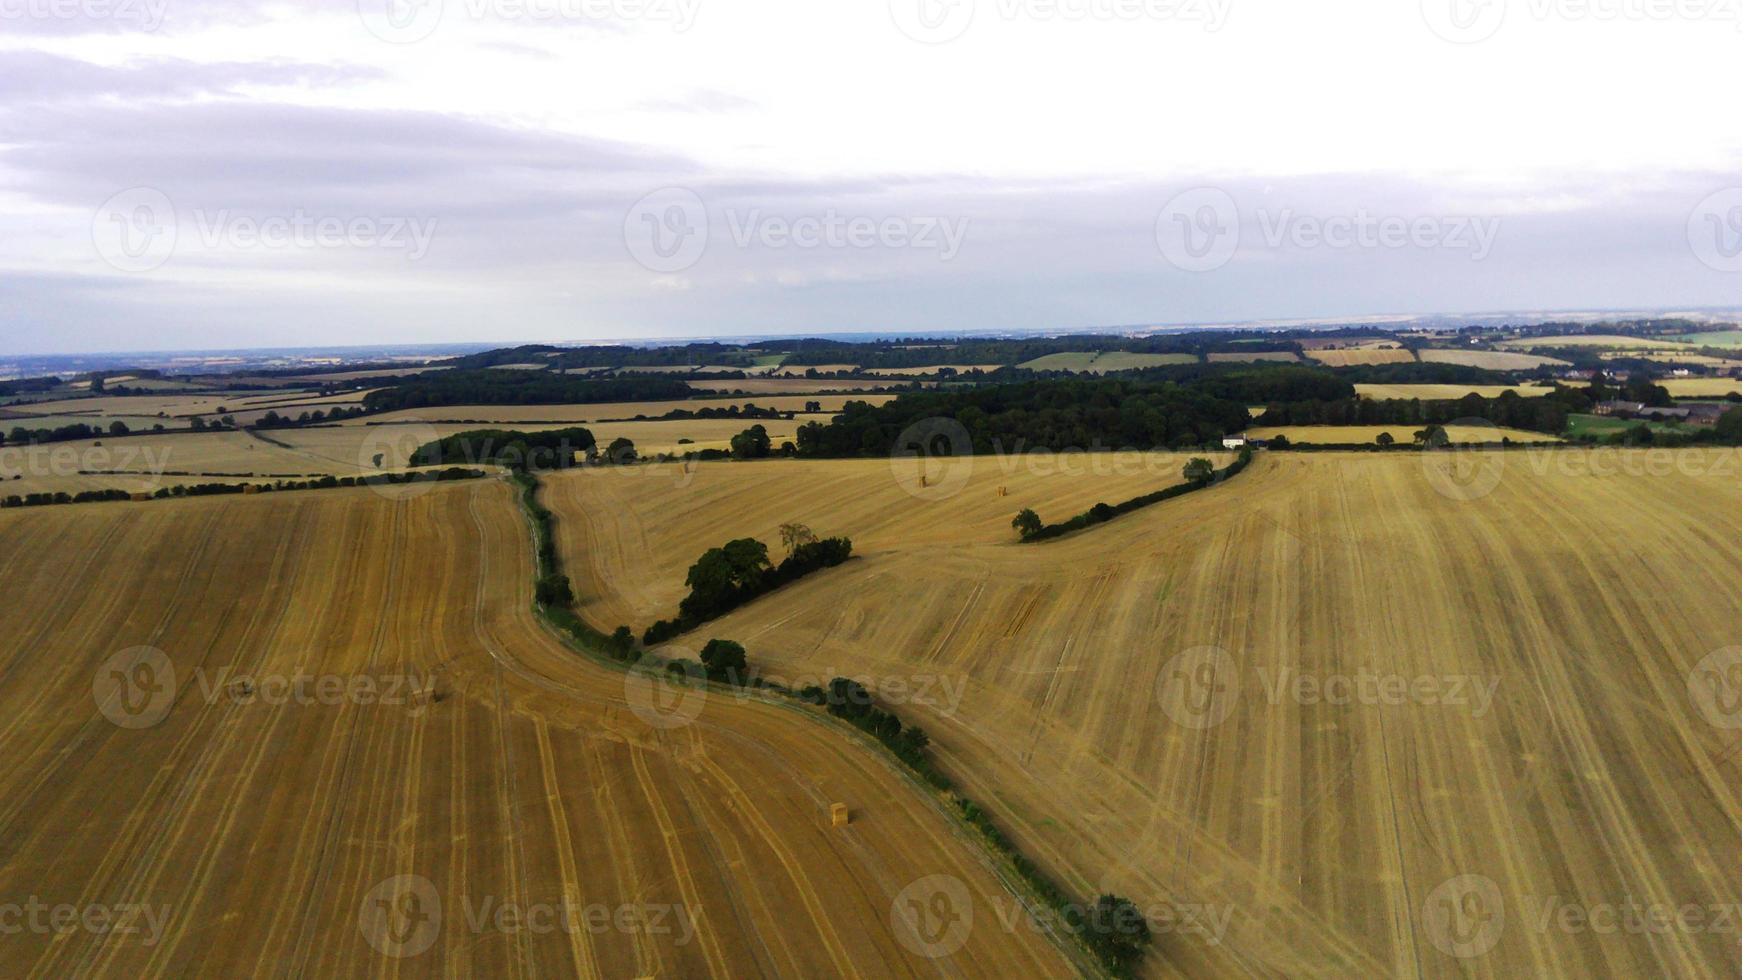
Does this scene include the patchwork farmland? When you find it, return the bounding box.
[0,483,1074,977]
[553,450,1742,977]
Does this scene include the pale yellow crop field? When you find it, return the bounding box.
[1355,383,1556,400]
[1499,334,1694,350]
[866,364,1006,376]
[346,394,896,427]
[688,378,913,395]
[1,430,344,496]
[1206,351,1300,363]
[1663,377,1742,398]
[545,452,1224,631]
[1247,424,1561,444]
[1017,352,1198,373]
[552,450,1742,977]
[1306,348,1415,367]
[1418,348,1571,370]
[0,482,1073,978]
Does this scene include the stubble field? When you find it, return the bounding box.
[0,482,1074,977]
[552,449,1742,978]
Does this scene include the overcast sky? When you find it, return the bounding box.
[2,0,1740,354]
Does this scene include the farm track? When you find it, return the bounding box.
[553,450,1742,978]
[0,481,1074,977]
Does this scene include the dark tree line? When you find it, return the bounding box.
[794,379,1252,456]
[411,427,597,470]
[363,370,691,411]
[1256,390,1574,434]
[644,535,853,644]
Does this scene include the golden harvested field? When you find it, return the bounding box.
[546,453,1223,630]
[1247,425,1561,444]
[772,363,859,375]
[1,430,344,496]
[1306,348,1416,367]
[1206,351,1301,364]
[866,365,1005,376]
[1017,353,1198,373]
[1355,383,1555,400]
[689,378,915,395]
[347,394,895,427]
[554,450,1742,978]
[0,482,1073,977]
[1663,378,1742,398]
[1418,349,1570,370]
[1499,334,1694,350]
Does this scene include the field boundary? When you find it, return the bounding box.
[1023,446,1254,543]
[506,469,1118,979]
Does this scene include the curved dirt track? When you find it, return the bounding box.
[0,481,1075,978]
[553,450,1742,978]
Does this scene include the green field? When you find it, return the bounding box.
[1675,330,1742,349]
[1017,351,1199,373]
[1567,413,1695,437]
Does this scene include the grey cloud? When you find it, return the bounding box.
[0,51,383,101]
